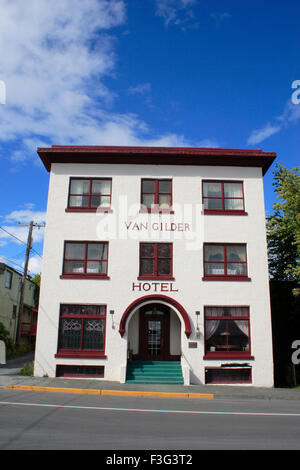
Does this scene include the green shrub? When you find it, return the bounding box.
[18,361,34,376]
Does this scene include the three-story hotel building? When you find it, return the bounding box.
[34,145,276,386]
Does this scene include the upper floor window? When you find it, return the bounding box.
[203,243,250,281]
[67,178,112,212]
[5,270,12,289]
[55,304,106,358]
[61,241,109,279]
[139,243,173,280]
[202,181,246,215]
[204,306,252,359]
[140,179,173,213]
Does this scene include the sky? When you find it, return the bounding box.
[0,0,299,275]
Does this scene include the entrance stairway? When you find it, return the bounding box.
[126,361,184,384]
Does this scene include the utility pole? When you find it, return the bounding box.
[15,220,45,344]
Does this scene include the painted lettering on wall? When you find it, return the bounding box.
[125,221,190,232]
[132,282,179,292]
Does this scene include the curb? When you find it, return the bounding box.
[4,385,214,399]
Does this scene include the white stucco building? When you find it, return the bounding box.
[34,145,276,386]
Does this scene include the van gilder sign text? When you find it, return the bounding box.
[124,221,191,232]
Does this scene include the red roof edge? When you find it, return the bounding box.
[37,145,276,175]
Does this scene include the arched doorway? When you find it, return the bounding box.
[119,295,192,362]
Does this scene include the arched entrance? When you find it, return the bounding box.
[119,295,192,362]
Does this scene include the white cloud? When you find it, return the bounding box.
[0,0,220,168]
[197,138,222,148]
[246,123,281,145]
[0,224,45,246]
[247,97,300,145]
[128,83,151,95]
[0,207,46,251]
[5,209,46,225]
[28,254,43,275]
[155,0,198,28]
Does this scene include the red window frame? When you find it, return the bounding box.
[55,304,107,359]
[56,365,105,378]
[66,177,112,213]
[202,180,247,215]
[138,243,174,280]
[203,306,253,360]
[205,367,252,384]
[60,241,109,279]
[140,179,174,213]
[202,243,251,281]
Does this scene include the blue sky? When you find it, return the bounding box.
[0,0,299,274]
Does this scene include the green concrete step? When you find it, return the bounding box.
[126,361,183,384]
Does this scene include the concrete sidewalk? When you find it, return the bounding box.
[1,352,299,401]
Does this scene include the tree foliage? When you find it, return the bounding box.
[267,164,300,295]
[31,273,41,308]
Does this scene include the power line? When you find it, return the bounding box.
[0,225,28,245]
[0,254,34,275]
[0,224,44,257]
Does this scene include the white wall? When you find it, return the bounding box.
[34,163,273,387]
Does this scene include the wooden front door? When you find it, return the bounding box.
[137,304,170,361]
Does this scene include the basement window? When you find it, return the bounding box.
[56,365,104,378]
[205,367,252,384]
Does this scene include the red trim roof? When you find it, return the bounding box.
[37,145,276,175]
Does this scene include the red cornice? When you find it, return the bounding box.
[37,145,276,175]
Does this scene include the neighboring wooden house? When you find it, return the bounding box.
[0,263,38,343]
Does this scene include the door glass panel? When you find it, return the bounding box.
[147,320,161,356]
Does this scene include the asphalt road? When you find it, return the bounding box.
[0,388,300,451]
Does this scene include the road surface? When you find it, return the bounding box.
[0,387,299,451]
